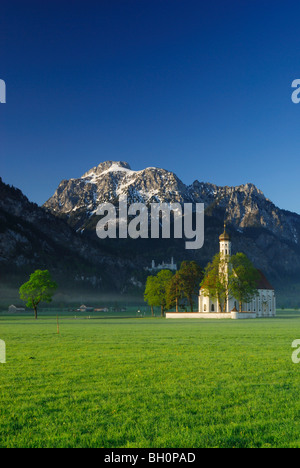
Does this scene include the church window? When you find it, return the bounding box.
[211,304,215,312]
[204,304,207,312]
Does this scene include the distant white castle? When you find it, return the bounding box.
[147,257,177,272]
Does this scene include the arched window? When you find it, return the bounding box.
[211,304,215,312]
[204,304,207,312]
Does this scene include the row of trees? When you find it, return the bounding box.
[144,261,203,316]
[144,253,260,315]
[20,254,259,319]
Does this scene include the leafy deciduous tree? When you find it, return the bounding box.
[144,270,174,317]
[229,253,260,312]
[155,270,174,316]
[144,275,160,316]
[19,270,58,319]
[178,261,203,312]
[200,253,229,312]
[166,271,183,312]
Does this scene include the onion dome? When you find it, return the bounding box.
[219,223,231,241]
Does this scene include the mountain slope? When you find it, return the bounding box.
[43,161,300,307]
[0,177,137,298]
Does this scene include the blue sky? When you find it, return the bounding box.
[1,0,300,213]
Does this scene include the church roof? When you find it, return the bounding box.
[256,270,274,290]
[219,223,231,241]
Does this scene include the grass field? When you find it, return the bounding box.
[0,310,300,448]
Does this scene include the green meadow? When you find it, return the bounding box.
[0,311,300,448]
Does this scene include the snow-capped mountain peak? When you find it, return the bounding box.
[43,161,300,247]
[82,161,133,179]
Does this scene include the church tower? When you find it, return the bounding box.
[219,223,231,312]
[219,223,231,258]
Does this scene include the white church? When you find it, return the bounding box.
[198,226,276,318]
[166,226,276,320]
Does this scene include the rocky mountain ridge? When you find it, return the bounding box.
[44,161,300,248]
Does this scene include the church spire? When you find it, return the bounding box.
[219,222,231,257]
[219,222,231,242]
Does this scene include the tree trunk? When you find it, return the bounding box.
[175,298,179,313]
[161,305,165,317]
[239,301,242,313]
[151,305,154,317]
[34,306,38,320]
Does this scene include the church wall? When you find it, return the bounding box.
[199,291,220,313]
[199,288,276,316]
[241,289,276,317]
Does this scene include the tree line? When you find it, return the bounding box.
[18,252,259,319]
[144,253,259,316]
[144,261,203,316]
